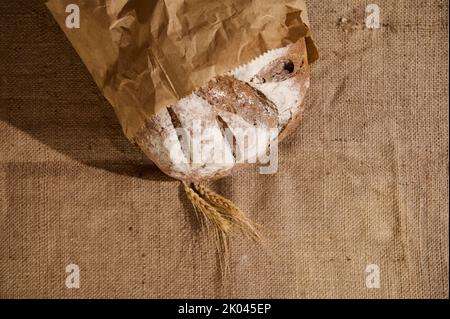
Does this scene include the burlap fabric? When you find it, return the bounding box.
[0,0,448,298]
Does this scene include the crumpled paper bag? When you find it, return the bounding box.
[46,0,318,140]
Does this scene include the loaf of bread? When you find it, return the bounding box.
[134,39,310,182]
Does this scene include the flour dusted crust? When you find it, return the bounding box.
[134,38,310,182]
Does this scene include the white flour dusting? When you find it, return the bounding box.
[231,46,301,127]
[147,45,307,179]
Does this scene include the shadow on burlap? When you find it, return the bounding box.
[0,0,448,298]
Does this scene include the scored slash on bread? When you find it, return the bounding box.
[134,38,310,182]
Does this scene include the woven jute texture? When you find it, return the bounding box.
[0,0,448,298]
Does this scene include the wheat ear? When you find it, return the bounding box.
[193,183,260,242]
[182,181,231,274]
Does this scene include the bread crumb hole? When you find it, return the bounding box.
[283,60,295,73]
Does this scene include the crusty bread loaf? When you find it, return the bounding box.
[134,38,310,182]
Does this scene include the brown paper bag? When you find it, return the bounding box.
[46,0,318,140]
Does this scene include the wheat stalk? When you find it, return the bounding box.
[182,182,231,275]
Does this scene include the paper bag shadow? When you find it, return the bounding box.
[1,95,172,182]
[0,1,171,182]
